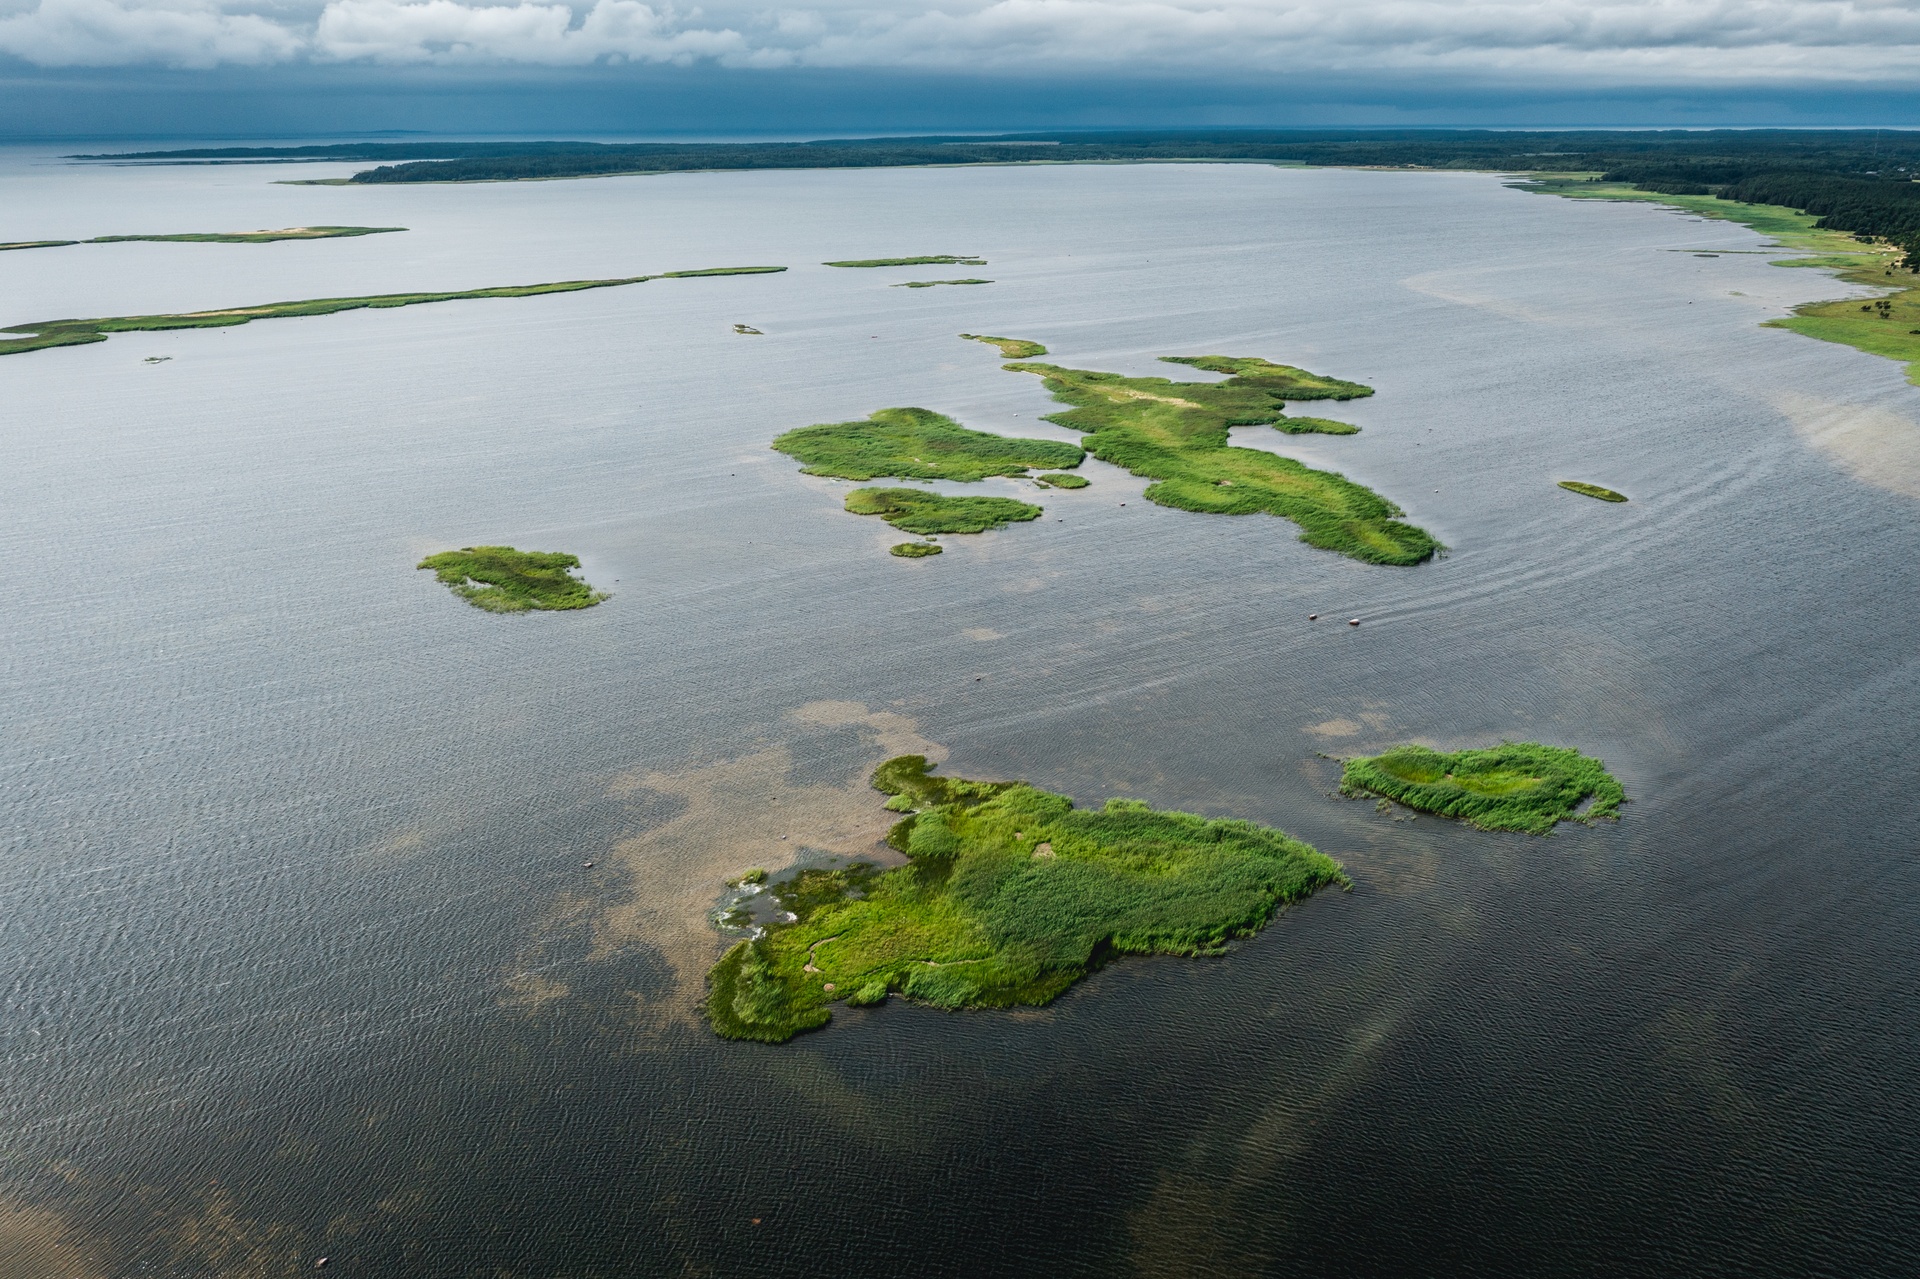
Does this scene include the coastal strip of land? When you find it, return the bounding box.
[0,265,787,358]
[0,226,405,251]
[707,754,1346,1042]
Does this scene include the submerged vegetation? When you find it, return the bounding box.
[706,755,1347,1042]
[845,488,1042,534]
[417,546,608,613]
[772,406,1084,481]
[825,255,985,267]
[961,334,1047,358]
[1559,480,1628,502]
[0,265,786,358]
[1341,742,1624,835]
[0,226,404,252]
[893,279,992,288]
[997,349,1436,565]
[890,541,942,558]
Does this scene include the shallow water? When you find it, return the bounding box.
[1,152,1916,1276]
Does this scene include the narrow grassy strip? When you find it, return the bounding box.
[892,279,992,288]
[417,546,609,613]
[0,240,80,251]
[845,488,1041,534]
[1522,176,1920,384]
[826,255,985,267]
[0,265,787,358]
[2,227,404,251]
[773,406,1084,481]
[706,755,1347,1042]
[1559,480,1627,502]
[997,350,1438,566]
[961,334,1047,358]
[1340,742,1624,835]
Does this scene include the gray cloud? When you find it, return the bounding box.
[4,0,1920,79]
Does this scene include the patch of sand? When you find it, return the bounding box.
[1775,389,1920,500]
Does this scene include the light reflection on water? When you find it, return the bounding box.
[0,152,1916,1276]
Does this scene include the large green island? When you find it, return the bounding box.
[0,265,786,358]
[1340,742,1625,834]
[707,755,1346,1042]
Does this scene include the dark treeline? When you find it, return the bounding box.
[81,130,1920,257]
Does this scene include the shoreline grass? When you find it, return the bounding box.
[1340,741,1624,835]
[846,488,1042,534]
[417,546,609,613]
[773,406,1084,482]
[0,265,786,358]
[1559,480,1628,502]
[996,348,1438,565]
[826,255,985,267]
[706,754,1346,1042]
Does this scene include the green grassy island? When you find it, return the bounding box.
[773,406,1084,481]
[846,488,1042,534]
[1036,472,1089,489]
[1558,480,1628,502]
[993,348,1437,565]
[0,265,786,358]
[825,255,985,267]
[890,541,942,558]
[1,226,404,252]
[417,546,609,613]
[1340,742,1625,835]
[961,334,1048,358]
[893,278,992,288]
[707,755,1347,1042]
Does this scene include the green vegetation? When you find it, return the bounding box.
[706,754,1347,1042]
[825,255,985,267]
[890,541,943,558]
[733,323,763,335]
[845,488,1042,534]
[1341,742,1625,835]
[1036,472,1089,489]
[0,265,786,358]
[417,546,609,613]
[961,334,1047,358]
[772,406,1083,481]
[1,226,403,251]
[1559,480,1628,502]
[893,278,992,288]
[999,350,1437,565]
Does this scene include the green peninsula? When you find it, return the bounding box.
[997,349,1437,565]
[418,546,608,613]
[893,279,992,288]
[1559,480,1627,502]
[2,227,403,251]
[0,265,786,358]
[1341,742,1624,835]
[773,406,1084,481]
[707,755,1346,1042]
[846,488,1041,534]
[961,334,1047,358]
[826,255,985,267]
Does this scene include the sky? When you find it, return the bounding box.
[3,0,1919,136]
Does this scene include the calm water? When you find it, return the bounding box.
[1,153,1916,1277]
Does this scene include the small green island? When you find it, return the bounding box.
[0,265,786,358]
[1000,349,1439,565]
[847,488,1042,534]
[825,255,985,267]
[890,541,942,558]
[960,334,1047,358]
[417,546,608,613]
[707,755,1347,1042]
[1558,480,1628,503]
[1036,472,1089,489]
[0,226,405,252]
[1340,742,1625,835]
[893,279,992,288]
[772,406,1083,481]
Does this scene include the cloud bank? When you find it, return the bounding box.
[4,0,1920,81]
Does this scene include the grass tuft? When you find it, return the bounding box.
[1340,742,1624,835]
[705,755,1346,1042]
[417,546,609,613]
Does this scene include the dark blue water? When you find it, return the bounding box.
[0,154,1915,1276]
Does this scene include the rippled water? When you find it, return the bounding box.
[1,150,1917,1277]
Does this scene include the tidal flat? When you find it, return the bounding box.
[707,755,1346,1042]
